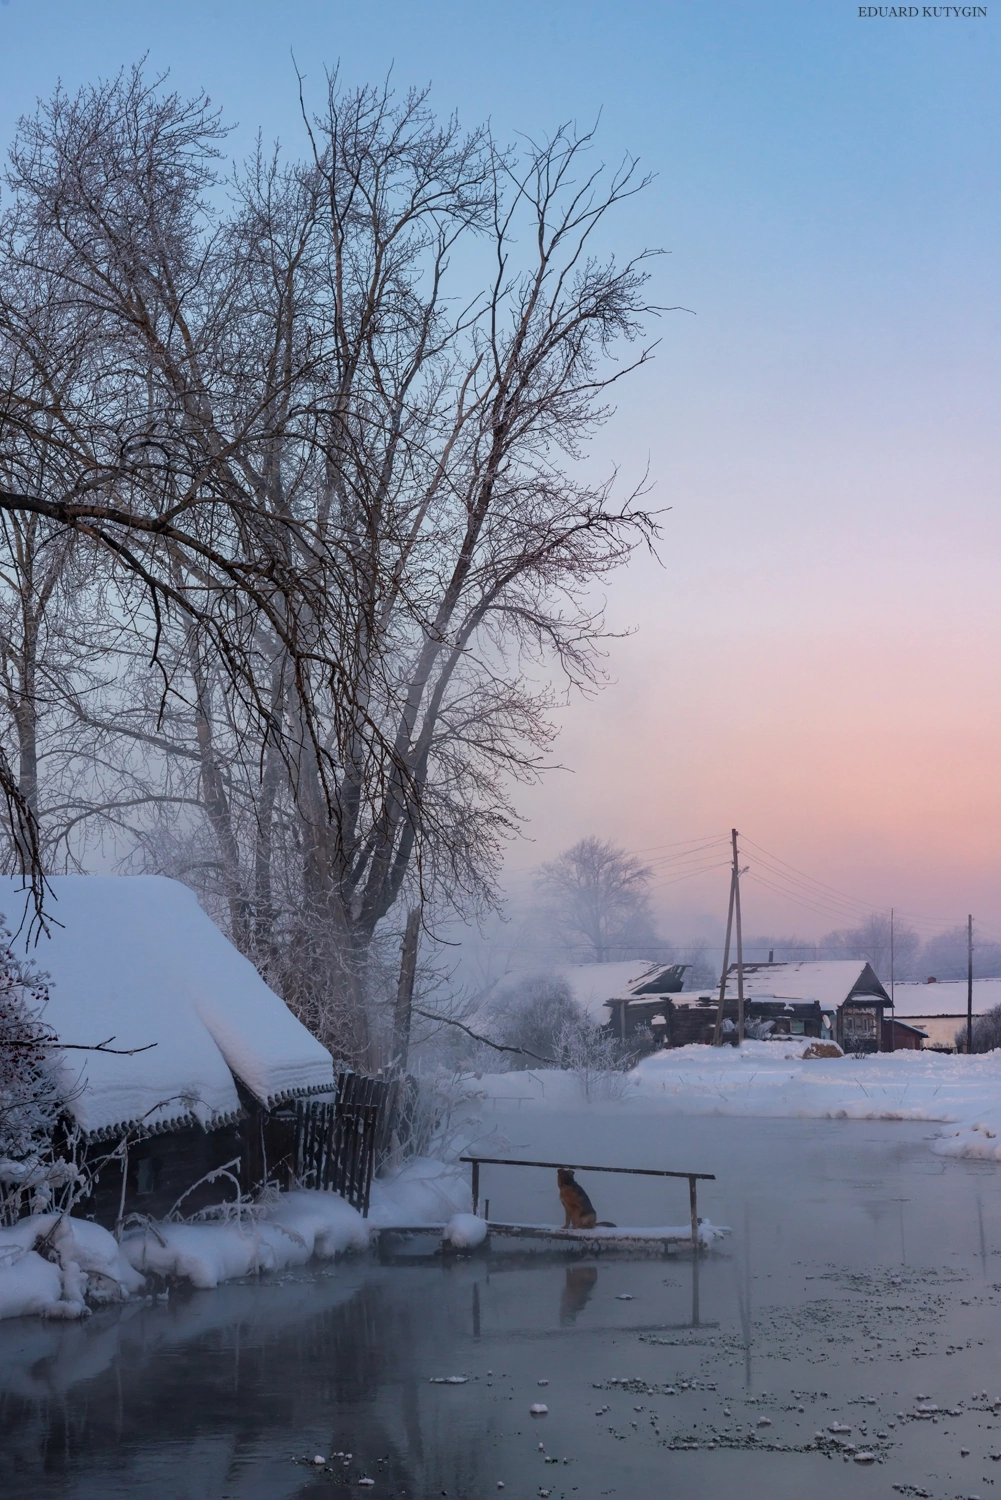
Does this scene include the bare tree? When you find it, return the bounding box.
[923,926,1001,982]
[536,836,658,962]
[0,68,664,1059]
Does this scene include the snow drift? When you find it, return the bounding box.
[121,1192,370,1289]
[0,1213,143,1319]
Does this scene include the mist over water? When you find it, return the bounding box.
[5,1115,1001,1500]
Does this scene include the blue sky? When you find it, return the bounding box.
[1,1,998,935]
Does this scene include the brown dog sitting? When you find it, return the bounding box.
[558,1168,616,1229]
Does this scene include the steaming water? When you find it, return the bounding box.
[3,1115,1001,1500]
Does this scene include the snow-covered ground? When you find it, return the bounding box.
[119,1190,371,1290]
[0,1165,471,1320]
[0,1212,145,1320]
[468,1041,1001,1163]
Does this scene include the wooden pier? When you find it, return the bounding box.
[460,1155,716,1253]
[371,1219,718,1255]
[373,1155,721,1258]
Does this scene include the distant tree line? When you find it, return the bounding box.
[529,839,1001,985]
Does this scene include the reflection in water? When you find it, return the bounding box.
[559,1264,598,1324]
[734,1200,752,1389]
[0,1270,493,1500]
[690,1246,700,1327]
[3,1117,1000,1500]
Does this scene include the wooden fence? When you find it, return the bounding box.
[293,1072,390,1215]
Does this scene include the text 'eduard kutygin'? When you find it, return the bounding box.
[859,5,987,14]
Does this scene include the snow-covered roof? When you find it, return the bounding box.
[723,959,889,1009]
[888,977,1001,1018]
[0,876,335,1140]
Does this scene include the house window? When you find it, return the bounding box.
[844,1009,877,1039]
[136,1157,160,1196]
[790,1020,805,1035]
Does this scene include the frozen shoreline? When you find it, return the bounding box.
[6,1046,1001,1320]
[0,1161,473,1321]
[467,1041,1001,1163]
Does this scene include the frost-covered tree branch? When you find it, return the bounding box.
[0,66,665,1062]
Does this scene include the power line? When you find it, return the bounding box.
[645,864,732,882]
[740,835,971,935]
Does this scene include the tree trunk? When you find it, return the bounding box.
[393,906,422,1070]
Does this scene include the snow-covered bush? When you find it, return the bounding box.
[390,1067,487,1163]
[958,1004,1001,1054]
[0,927,71,1223]
[488,973,585,1068]
[552,1013,632,1101]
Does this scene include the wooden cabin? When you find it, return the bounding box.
[0,875,340,1225]
[723,959,912,1053]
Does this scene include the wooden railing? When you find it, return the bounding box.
[459,1155,716,1252]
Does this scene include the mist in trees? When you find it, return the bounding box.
[922,926,1001,982]
[534,836,660,961]
[0,67,663,1064]
[738,919,1001,983]
[488,973,584,1068]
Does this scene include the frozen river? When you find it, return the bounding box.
[3,1113,1001,1500]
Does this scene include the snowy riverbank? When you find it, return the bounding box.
[7,1046,1001,1321]
[468,1041,1001,1163]
[0,1160,472,1321]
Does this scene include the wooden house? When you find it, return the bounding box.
[722,959,906,1052]
[0,876,383,1225]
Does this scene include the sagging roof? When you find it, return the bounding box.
[627,963,689,996]
[723,959,890,1009]
[0,875,335,1139]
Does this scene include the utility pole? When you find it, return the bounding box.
[712,865,736,1045]
[732,828,745,1044]
[967,913,974,1056]
[894,906,900,1050]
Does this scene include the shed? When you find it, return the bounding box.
[0,875,336,1221]
[602,963,690,1042]
[888,1018,927,1051]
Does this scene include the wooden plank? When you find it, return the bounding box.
[373,1221,701,1247]
[460,1156,714,1181]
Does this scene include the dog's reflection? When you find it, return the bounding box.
[559,1265,598,1325]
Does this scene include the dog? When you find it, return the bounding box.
[557,1168,616,1229]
